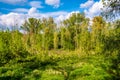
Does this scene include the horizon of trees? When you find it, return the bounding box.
[0,12,119,52]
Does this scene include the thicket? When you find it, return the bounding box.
[0,12,120,79]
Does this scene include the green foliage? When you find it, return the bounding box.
[101,0,120,20]
[21,18,42,34]
[0,51,112,80]
[0,12,120,79]
[0,31,14,65]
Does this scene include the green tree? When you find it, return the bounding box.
[53,32,59,49]
[91,16,106,53]
[101,0,120,20]
[21,18,42,34]
[21,18,42,53]
[41,17,56,50]
[60,27,66,49]
[62,13,87,50]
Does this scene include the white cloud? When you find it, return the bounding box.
[66,11,80,19]
[0,7,70,28]
[0,12,26,29]
[0,0,27,4]
[83,0,103,19]
[55,11,80,26]
[28,7,39,15]
[45,0,60,8]
[12,8,29,13]
[29,1,43,8]
[80,0,94,8]
[45,11,68,17]
[0,6,82,29]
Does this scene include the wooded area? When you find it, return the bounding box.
[0,0,120,80]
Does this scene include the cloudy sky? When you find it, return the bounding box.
[0,0,103,28]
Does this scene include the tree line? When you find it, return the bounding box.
[0,13,120,53]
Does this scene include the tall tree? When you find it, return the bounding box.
[53,32,59,49]
[41,17,56,50]
[60,27,66,49]
[62,13,86,49]
[91,16,106,53]
[21,18,42,52]
[101,0,120,20]
[21,18,42,34]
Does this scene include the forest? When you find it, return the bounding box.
[0,0,120,80]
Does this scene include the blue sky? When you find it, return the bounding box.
[0,0,102,27]
[0,0,99,14]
